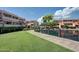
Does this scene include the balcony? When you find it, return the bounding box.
[4,24,23,27]
[0,24,3,27]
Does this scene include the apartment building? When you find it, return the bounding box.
[25,20,38,29]
[56,19,79,28]
[0,10,25,27]
[0,10,25,33]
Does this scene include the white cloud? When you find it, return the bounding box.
[54,10,62,16]
[37,16,43,25]
[54,7,79,20]
[37,7,79,24]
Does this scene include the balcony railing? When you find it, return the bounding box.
[0,24,24,27]
[4,24,23,27]
[0,24,3,27]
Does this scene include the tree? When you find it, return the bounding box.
[42,14,57,29]
[42,14,53,24]
[63,24,69,29]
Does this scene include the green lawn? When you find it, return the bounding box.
[0,31,72,52]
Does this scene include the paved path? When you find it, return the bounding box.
[27,30,79,52]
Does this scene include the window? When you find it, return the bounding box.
[13,16,18,19]
[3,13,12,18]
[0,20,2,23]
[64,23,72,25]
[0,12,2,15]
[6,21,11,24]
[0,17,2,19]
[3,13,8,17]
[8,15,11,17]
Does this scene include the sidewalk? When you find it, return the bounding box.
[27,30,79,52]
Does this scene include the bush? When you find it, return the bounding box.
[63,25,69,29]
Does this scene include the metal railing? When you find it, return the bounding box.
[34,29,79,41]
[0,24,3,27]
[0,24,24,27]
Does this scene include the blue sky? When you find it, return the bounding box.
[0,7,79,21]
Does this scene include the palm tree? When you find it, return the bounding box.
[42,14,56,29]
[43,14,53,24]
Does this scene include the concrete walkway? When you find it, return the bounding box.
[27,30,79,52]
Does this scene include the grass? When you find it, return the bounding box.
[0,31,72,52]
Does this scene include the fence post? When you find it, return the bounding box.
[58,29,61,37]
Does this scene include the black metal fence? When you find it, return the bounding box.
[34,29,79,41]
[0,24,25,34]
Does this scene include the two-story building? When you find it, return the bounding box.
[55,19,79,28]
[25,20,38,29]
